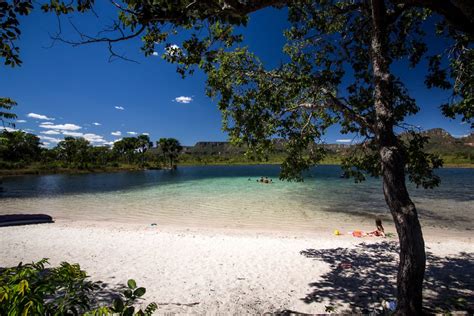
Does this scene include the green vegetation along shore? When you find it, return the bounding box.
[0,128,472,176]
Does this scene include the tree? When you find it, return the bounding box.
[55,137,92,169]
[157,138,182,169]
[0,1,33,68]
[0,98,17,128]
[137,134,153,167]
[4,0,473,314]
[1,1,32,129]
[113,137,140,164]
[90,145,114,167]
[0,130,42,164]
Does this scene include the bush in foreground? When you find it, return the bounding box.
[0,259,157,315]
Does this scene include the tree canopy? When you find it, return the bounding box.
[0,98,17,128]
[0,130,182,171]
[157,138,182,168]
[0,130,41,163]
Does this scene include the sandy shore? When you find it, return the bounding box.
[1,220,473,314]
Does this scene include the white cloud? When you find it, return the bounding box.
[61,131,107,144]
[3,127,16,132]
[39,135,61,143]
[174,96,193,104]
[142,132,150,136]
[16,119,27,123]
[336,139,352,143]
[127,131,138,135]
[41,130,61,135]
[41,122,54,125]
[83,133,107,144]
[27,113,55,120]
[39,123,81,131]
[92,122,101,126]
[115,106,125,110]
[152,52,159,56]
[111,131,122,136]
[62,131,84,137]
[453,134,469,138]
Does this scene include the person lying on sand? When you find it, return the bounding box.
[351,218,385,237]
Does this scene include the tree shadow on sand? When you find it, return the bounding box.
[87,281,129,308]
[299,241,473,314]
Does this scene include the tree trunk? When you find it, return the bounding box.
[370,0,426,314]
[381,146,426,315]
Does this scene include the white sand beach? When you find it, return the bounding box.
[1,220,472,314]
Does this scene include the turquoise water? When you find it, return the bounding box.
[0,165,473,231]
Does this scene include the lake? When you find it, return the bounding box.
[0,165,473,232]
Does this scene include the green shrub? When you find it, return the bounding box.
[0,160,27,169]
[0,259,157,316]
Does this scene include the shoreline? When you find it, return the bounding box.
[43,217,474,243]
[0,162,473,177]
[1,220,472,314]
[2,209,472,243]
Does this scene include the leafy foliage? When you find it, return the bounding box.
[113,135,153,166]
[0,259,157,316]
[86,278,157,316]
[0,258,97,315]
[402,131,443,189]
[0,98,17,127]
[0,1,33,67]
[157,138,182,169]
[0,130,41,165]
[426,23,473,128]
[0,131,177,171]
[56,137,94,169]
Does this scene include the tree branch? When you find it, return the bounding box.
[393,0,474,36]
[320,88,373,130]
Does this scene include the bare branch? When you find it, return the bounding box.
[49,17,145,63]
[107,42,139,64]
[300,112,314,136]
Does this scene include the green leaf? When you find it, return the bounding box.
[113,298,124,312]
[123,306,135,316]
[127,279,137,289]
[124,289,133,299]
[134,287,146,297]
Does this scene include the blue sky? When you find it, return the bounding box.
[1,5,471,147]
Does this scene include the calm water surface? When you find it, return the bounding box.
[0,165,472,231]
